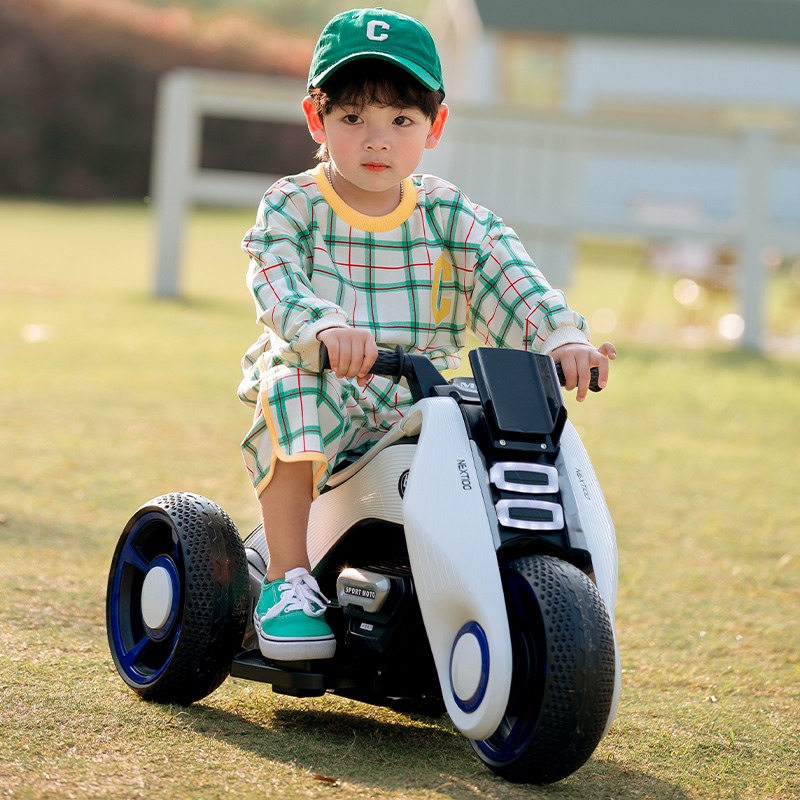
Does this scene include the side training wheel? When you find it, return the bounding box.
[106,492,250,705]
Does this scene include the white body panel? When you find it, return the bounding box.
[247,395,619,740]
[400,398,513,740]
[557,418,621,732]
[306,444,416,570]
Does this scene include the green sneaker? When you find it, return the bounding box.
[254,567,336,660]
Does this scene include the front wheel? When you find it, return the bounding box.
[471,555,616,784]
[106,492,250,705]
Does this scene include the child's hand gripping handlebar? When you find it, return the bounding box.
[554,363,602,393]
[319,343,410,383]
[319,344,602,394]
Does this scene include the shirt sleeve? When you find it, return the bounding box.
[460,205,590,354]
[242,181,350,371]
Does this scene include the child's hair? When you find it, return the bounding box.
[309,59,445,162]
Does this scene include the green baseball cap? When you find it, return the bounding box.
[308,7,445,97]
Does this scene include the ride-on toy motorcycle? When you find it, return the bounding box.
[106,346,620,784]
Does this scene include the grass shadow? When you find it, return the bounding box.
[182,701,691,799]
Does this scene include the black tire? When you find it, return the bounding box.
[106,492,250,705]
[471,555,616,784]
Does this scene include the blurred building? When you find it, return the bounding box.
[425,0,800,242]
[423,0,800,348]
[427,0,800,122]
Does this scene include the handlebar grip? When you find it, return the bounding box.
[370,346,405,382]
[319,343,406,383]
[319,343,331,371]
[555,363,602,392]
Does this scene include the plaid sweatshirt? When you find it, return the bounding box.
[239,164,588,405]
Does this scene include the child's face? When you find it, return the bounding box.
[303,98,447,212]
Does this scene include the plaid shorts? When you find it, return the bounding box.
[241,360,413,497]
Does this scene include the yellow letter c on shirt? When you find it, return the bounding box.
[431,255,453,325]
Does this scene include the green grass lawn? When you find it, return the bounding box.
[0,200,798,799]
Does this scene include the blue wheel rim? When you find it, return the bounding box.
[449,621,491,713]
[473,571,546,764]
[107,511,183,686]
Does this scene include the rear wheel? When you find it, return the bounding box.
[106,492,250,704]
[471,555,616,783]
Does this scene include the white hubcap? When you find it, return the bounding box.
[141,566,174,630]
[451,632,483,702]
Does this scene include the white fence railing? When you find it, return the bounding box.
[151,68,800,352]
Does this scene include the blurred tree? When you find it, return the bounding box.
[0,0,313,198]
[134,0,431,34]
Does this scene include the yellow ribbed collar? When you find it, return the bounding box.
[311,163,416,232]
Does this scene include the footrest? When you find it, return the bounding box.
[230,649,369,697]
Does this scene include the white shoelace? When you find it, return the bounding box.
[264,567,330,620]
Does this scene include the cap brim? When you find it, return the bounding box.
[309,52,442,93]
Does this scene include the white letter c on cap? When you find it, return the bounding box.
[366,20,390,41]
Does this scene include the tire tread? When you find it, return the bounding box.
[475,555,615,783]
[122,493,249,705]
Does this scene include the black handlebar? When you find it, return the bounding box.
[366,345,411,384]
[319,344,602,393]
[555,363,602,393]
[319,343,413,383]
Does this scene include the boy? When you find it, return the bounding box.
[239,7,616,661]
